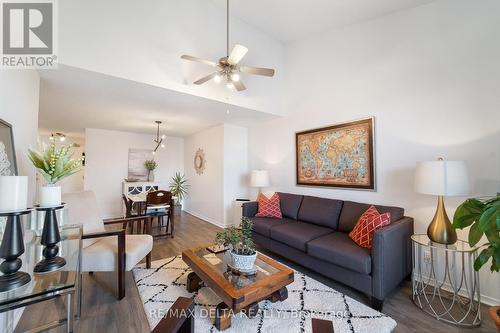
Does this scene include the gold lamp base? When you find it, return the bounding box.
[427,195,457,245]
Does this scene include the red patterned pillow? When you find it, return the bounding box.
[255,193,282,219]
[349,206,390,249]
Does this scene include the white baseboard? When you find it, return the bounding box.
[183,209,225,228]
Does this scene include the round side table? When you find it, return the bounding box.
[411,234,482,327]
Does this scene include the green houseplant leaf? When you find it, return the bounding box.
[453,194,500,272]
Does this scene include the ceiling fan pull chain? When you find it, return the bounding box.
[226,0,229,57]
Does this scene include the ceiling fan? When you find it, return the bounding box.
[180,0,275,92]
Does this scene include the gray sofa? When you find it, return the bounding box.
[242,192,413,310]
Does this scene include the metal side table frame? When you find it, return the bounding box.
[0,224,82,333]
[411,234,482,327]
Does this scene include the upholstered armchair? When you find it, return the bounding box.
[63,191,153,300]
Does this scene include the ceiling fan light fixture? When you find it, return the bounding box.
[226,81,234,90]
[214,74,221,83]
[231,72,240,82]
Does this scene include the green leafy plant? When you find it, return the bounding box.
[169,172,189,204]
[144,159,157,171]
[452,194,500,272]
[215,217,255,255]
[28,142,83,185]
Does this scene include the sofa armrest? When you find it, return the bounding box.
[371,216,413,300]
[242,201,258,218]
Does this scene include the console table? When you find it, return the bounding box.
[411,234,482,327]
[0,225,82,333]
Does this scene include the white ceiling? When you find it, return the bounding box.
[212,0,435,43]
[38,65,276,137]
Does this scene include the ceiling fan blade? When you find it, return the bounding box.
[232,80,246,91]
[227,44,248,65]
[194,72,217,85]
[240,66,275,77]
[181,55,217,67]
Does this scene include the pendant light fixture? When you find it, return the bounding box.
[152,121,166,154]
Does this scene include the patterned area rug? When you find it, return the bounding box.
[133,255,397,333]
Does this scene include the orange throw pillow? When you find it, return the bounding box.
[349,206,390,249]
[255,193,282,219]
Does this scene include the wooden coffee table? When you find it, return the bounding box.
[182,244,294,331]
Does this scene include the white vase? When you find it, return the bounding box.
[230,251,257,272]
[0,176,28,212]
[39,185,61,207]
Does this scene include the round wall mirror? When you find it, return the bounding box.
[194,149,206,175]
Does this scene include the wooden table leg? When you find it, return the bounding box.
[186,272,203,293]
[268,287,288,303]
[243,302,259,318]
[215,302,232,331]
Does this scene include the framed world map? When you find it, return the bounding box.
[296,118,375,189]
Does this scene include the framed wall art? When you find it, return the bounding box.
[0,119,17,176]
[296,117,375,190]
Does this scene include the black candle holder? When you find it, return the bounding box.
[0,209,32,292]
[34,204,66,273]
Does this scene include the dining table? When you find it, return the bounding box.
[126,192,176,237]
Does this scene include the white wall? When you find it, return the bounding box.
[248,0,500,304]
[184,125,225,226]
[58,0,285,115]
[184,124,249,227]
[84,128,184,218]
[223,124,249,224]
[0,70,40,333]
[0,70,40,204]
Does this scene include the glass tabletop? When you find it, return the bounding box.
[193,248,281,290]
[411,234,482,253]
[0,224,81,311]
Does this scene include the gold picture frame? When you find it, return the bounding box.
[296,118,375,190]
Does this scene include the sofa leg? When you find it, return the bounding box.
[146,253,151,269]
[371,297,384,311]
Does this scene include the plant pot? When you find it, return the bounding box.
[173,203,182,216]
[39,185,61,207]
[230,251,257,272]
[489,306,500,331]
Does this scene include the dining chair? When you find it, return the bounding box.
[122,194,143,234]
[144,190,174,237]
[63,191,153,300]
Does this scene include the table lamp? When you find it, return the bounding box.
[414,158,469,244]
[250,170,269,195]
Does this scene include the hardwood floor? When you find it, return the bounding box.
[15,212,495,332]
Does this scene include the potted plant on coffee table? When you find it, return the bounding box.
[28,142,83,207]
[169,172,188,215]
[452,193,499,330]
[215,217,257,273]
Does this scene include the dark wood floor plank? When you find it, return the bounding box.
[15,212,495,332]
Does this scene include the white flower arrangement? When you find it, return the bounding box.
[28,142,83,185]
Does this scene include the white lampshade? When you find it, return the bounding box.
[250,170,270,188]
[414,159,470,196]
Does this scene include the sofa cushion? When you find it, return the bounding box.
[255,193,282,218]
[269,222,333,252]
[277,192,304,220]
[252,217,293,237]
[297,196,343,229]
[349,206,391,249]
[338,201,404,233]
[307,232,372,274]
